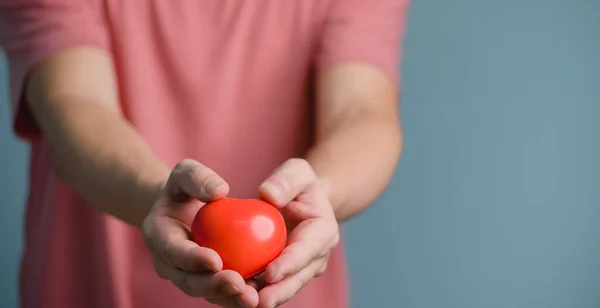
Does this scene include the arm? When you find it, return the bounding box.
[306,63,402,221]
[26,47,170,227]
[1,1,170,228]
[28,48,259,307]
[253,64,402,306]
[306,0,408,221]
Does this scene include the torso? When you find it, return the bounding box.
[20,0,349,307]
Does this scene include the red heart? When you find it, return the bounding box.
[191,198,287,279]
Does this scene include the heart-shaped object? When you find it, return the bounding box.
[191,198,287,279]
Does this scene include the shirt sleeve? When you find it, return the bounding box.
[0,0,109,139]
[316,0,409,83]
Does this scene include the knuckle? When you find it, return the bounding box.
[153,260,170,280]
[173,273,211,298]
[174,273,219,299]
[309,247,322,262]
[269,294,288,308]
[157,269,170,280]
[330,232,340,248]
[277,298,292,308]
[141,225,154,249]
[189,165,215,186]
[315,262,328,278]
[300,275,310,289]
[326,245,336,256]
[200,287,216,299]
[189,164,206,178]
[323,243,338,258]
[323,229,340,252]
[269,176,291,199]
[158,241,175,266]
[173,273,192,295]
[141,219,161,251]
[315,233,338,260]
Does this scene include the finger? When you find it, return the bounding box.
[246,274,266,291]
[206,285,260,308]
[163,237,222,272]
[183,270,246,299]
[258,260,325,308]
[158,265,247,299]
[145,216,222,272]
[166,158,229,203]
[259,158,316,207]
[263,220,339,283]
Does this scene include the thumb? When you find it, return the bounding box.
[259,158,316,207]
[165,159,229,203]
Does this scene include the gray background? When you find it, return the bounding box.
[1,0,599,307]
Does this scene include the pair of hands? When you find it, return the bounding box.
[142,158,340,308]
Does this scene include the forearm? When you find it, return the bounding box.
[43,103,170,228]
[26,47,170,228]
[306,111,402,221]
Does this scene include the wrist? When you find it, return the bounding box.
[136,166,171,226]
[305,154,345,217]
[315,176,347,218]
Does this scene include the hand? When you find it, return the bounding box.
[142,159,259,308]
[255,158,340,308]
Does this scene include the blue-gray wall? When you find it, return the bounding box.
[0,55,27,308]
[1,0,599,307]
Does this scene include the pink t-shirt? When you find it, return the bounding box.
[0,0,407,307]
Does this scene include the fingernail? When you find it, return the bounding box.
[205,179,223,194]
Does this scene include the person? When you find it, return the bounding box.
[0,0,407,307]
